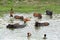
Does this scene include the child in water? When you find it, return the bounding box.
[43,34,47,39]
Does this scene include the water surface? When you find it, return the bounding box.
[0,13,60,40]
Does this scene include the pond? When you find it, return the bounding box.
[0,13,60,40]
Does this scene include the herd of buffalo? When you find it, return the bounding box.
[7,8,53,29]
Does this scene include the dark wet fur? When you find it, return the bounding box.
[46,10,53,16]
[35,22,49,27]
[7,23,26,29]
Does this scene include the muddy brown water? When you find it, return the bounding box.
[0,13,60,40]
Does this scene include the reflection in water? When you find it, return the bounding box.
[43,39,46,40]
[8,28,15,30]
[45,15,52,19]
[35,26,41,30]
[27,37,31,40]
[50,16,52,19]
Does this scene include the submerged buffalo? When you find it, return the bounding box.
[46,10,53,18]
[7,23,26,29]
[23,18,30,23]
[46,10,53,16]
[14,15,24,20]
[33,13,42,19]
[35,22,49,27]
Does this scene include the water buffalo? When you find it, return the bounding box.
[14,15,24,20]
[46,10,53,16]
[23,18,30,23]
[33,13,42,19]
[7,23,26,29]
[35,22,49,27]
[10,8,14,17]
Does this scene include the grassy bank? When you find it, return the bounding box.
[0,0,60,16]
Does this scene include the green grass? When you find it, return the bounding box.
[0,5,60,13]
[0,4,60,13]
[0,0,60,16]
